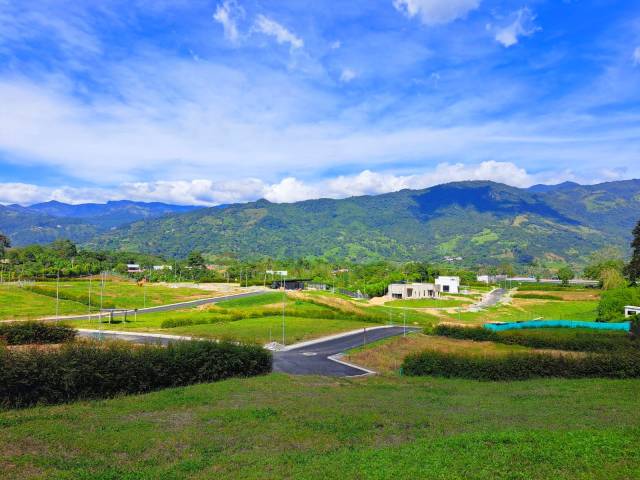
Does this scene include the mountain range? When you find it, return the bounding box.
[2,180,640,265]
[0,200,200,246]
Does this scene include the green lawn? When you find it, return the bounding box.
[385,298,468,308]
[441,299,599,325]
[0,285,88,320]
[0,281,215,321]
[1,374,638,479]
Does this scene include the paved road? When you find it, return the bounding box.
[273,326,421,377]
[37,290,266,322]
[471,288,507,310]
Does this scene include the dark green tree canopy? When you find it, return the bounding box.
[625,219,640,284]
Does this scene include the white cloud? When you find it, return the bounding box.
[393,0,480,26]
[213,0,244,42]
[340,68,357,83]
[330,40,341,50]
[634,46,640,66]
[494,7,540,48]
[0,162,598,207]
[253,14,303,50]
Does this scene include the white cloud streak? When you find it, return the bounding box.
[494,7,540,48]
[213,0,244,42]
[634,46,640,66]
[253,14,303,50]
[393,0,480,26]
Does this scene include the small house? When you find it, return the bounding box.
[127,264,142,273]
[435,276,460,294]
[388,283,439,300]
[624,306,640,318]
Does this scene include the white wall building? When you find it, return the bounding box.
[624,306,640,318]
[477,274,507,284]
[388,283,439,300]
[435,276,460,294]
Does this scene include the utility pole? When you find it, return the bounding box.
[282,272,286,345]
[88,275,92,320]
[403,307,407,337]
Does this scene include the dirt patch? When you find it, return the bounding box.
[517,290,601,301]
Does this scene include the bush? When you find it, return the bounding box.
[597,287,640,322]
[0,340,272,409]
[433,324,636,353]
[402,350,640,381]
[0,322,77,345]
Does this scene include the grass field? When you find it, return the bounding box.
[0,285,88,320]
[1,374,638,479]
[385,298,468,308]
[439,298,599,325]
[0,281,223,321]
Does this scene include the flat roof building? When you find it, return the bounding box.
[388,283,439,300]
[435,276,460,294]
[624,306,640,318]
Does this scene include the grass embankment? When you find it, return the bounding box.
[384,298,468,308]
[0,281,214,321]
[439,298,599,325]
[1,374,639,479]
[72,292,437,345]
[0,285,88,320]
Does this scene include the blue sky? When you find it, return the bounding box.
[0,0,639,205]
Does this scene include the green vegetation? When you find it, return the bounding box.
[403,349,640,380]
[434,325,637,353]
[0,285,89,320]
[384,298,467,308]
[513,293,564,300]
[1,374,639,478]
[0,322,76,345]
[0,340,271,409]
[0,280,211,320]
[625,218,640,283]
[597,287,640,322]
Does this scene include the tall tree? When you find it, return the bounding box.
[557,266,574,286]
[625,219,640,285]
[0,232,10,258]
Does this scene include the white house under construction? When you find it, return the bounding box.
[387,276,461,300]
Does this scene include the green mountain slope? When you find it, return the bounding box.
[88,180,640,264]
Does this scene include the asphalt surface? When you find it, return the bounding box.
[40,290,266,322]
[474,288,507,309]
[76,330,191,345]
[273,326,421,376]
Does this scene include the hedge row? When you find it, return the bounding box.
[433,324,637,353]
[0,322,77,345]
[402,350,640,381]
[0,340,272,409]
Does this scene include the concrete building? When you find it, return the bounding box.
[127,264,142,273]
[624,306,640,318]
[435,276,460,294]
[477,274,507,284]
[388,283,439,300]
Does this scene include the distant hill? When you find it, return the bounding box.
[84,179,640,265]
[0,201,201,246]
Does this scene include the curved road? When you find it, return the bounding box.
[470,288,507,310]
[273,326,421,376]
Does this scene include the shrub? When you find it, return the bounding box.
[0,322,76,345]
[598,287,640,322]
[0,340,272,409]
[433,324,636,353]
[402,350,640,381]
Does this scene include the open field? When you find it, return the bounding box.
[384,298,469,308]
[0,281,235,321]
[1,374,639,479]
[438,298,599,325]
[0,285,88,320]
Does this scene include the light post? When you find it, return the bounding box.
[267,270,288,345]
[55,270,60,321]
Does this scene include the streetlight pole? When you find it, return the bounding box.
[281,272,286,345]
[55,270,60,321]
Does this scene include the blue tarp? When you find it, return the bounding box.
[484,320,631,332]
